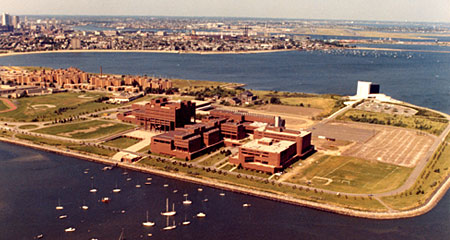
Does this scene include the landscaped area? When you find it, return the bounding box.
[102,136,140,149]
[33,120,135,139]
[382,134,450,210]
[0,92,112,122]
[338,109,448,135]
[15,133,117,157]
[0,99,10,111]
[285,154,413,194]
[18,124,39,130]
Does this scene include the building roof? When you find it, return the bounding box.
[241,138,295,153]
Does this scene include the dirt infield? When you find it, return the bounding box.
[0,98,17,113]
[342,127,435,168]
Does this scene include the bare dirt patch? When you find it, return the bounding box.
[257,104,322,117]
[311,122,377,142]
[31,104,56,109]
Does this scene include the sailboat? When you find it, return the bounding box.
[182,214,191,225]
[142,210,155,227]
[162,217,176,231]
[182,195,192,205]
[113,182,121,193]
[64,227,76,232]
[56,199,64,210]
[81,201,89,210]
[196,212,206,218]
[160,198,176,216]
[89,178,98,193]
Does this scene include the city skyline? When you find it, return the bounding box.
[2,0,450,23]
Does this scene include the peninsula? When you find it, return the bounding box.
[0,66,449,219]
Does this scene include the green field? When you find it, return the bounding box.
[198,151,228,166]
[137,156,386,212]
[15,133,117,157]
[103,136,140,149]
[251,90,345,117]
[0,99,9,111]
[0,92,112,122]
[382,134,450,210]
[18,124,39,130]
[171,78,231,90]
[286,154,413,194]
[33,120,134,139]
[338,109,448,135]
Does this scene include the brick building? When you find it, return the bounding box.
[118,98,196,131]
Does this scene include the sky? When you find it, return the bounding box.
[2,0,450,23]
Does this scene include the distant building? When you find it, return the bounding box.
[356,81,380,99]
[2,13,10,26]
[11,15,19,28]
[70,38,81,49]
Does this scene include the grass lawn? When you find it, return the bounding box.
[251,90,345,117]
[15,133,117,157]
[33,120,135,139]
[137,156,386,212]
[138,144,152,153]
[171,78,230,91]
[103,136,140,149]
[0,99,10,111]
[0,92,112,122]
[286,154,413,194]
[198,152,228,166]
[18,124,39,130]
[382,134,450,210]
[338,109,448,135]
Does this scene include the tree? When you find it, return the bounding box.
[270,97,281,104]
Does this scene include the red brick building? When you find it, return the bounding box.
[230,126,313,173]
[118,98,196,131]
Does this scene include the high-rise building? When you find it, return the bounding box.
[2,13,10,26]
[11,16,19,28]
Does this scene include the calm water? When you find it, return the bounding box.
[0,142,449,240]
[0,48,448,114]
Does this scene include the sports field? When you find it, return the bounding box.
[33,120,135,139]
[285,154,412,194]
[0,92,111,122]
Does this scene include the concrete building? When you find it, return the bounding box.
[356,81,380,99]
[2,13,10,26]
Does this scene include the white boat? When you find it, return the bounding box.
[182,215,191,225]
[197,188,203,192]
[160,198,176,216]
[219,193,225,196]
[90,178,98,193]
[36,234,44,239]
[147,177,152,181]
[142,210,155,227]
[242,203,251,207]
[183,193,188,197]
[182,195,192,205]
[162,217,176,231]
[82,205,89,210]
[203,198,208,202]
[56,199,64,210]
[136,184,141,188]
[101,197,110,203]
[196,212,206,218]
[163,184,169,188]
[113,182,121,193]
[144,182,151,185]
[64,227,76,232]
[173,189,178,193]
[59,215,67,219]
[126,178,132,181]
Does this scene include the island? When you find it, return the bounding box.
[0,66,449,219]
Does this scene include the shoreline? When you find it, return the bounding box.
[1,135,449,220]
[0,49,298,58]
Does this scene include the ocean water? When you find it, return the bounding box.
[0,48,448,113]
[0,142,449,240]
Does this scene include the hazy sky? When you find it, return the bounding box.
[3,0,450,22]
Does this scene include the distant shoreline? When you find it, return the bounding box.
[0,49,298,58]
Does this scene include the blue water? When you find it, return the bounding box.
[0,48,449,113]
[1,142,449,240]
